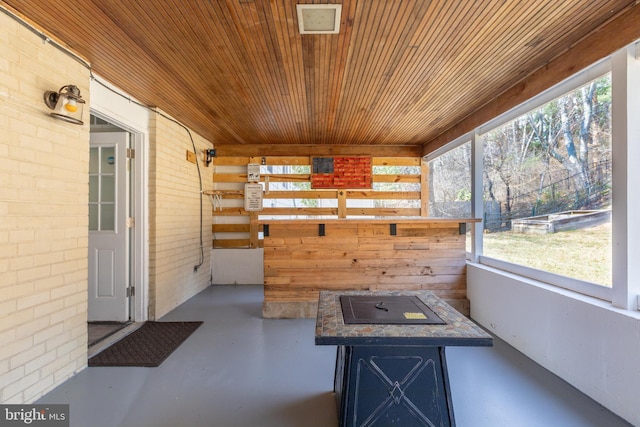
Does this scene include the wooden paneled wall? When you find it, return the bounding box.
[261,219,473,318]
[210,152,475,319]
[209,154,428,249]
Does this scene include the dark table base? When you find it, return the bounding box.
[334,345,454,427]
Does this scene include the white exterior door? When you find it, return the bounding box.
[88,132,129,321]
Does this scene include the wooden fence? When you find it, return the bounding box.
[208,155,429,248]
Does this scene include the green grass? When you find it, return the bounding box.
[480,222,612,287]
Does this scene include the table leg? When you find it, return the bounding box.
[334,345,455,427]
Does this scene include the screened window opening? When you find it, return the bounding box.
[481,74,612,287]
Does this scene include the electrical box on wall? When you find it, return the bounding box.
[244,183,263,211]
[247,164,261,182]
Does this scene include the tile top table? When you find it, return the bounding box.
[315,290,493,427]
[315,290,493,347]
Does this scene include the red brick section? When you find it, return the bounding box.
[311,157,372,189]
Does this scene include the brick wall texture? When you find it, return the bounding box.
[0,13,90,403]
[148,112,213,319]
[1,12,214,403]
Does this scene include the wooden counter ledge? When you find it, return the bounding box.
[261,218,481,319]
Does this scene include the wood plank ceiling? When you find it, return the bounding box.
[4,0,639,155]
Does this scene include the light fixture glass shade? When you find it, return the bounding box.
[296,4,342,34]
[44,85,85,125]
[64,98,78,113]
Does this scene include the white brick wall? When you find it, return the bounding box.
[1,11,216,403]
[148,111,213,319]
[0,12,89,403]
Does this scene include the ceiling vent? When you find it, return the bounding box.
[296,4,342,34]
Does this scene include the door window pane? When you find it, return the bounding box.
[89,176,99,203]
[101,147,115,174]
[89,147,99,173]
[89,145,118,231]
[100,203,115,231]
[101,175,115,203]
[89,204,98,230]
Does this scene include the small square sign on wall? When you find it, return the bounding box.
[244,183,263,211]
[311,156,372,189]
[247,163,260,182]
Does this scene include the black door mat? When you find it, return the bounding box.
[88,321,203,367]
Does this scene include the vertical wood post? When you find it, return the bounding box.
[421,160,429,217]
[338,190,347,218]
[249,211,259,248]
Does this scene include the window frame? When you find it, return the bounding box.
[429,43,640,307]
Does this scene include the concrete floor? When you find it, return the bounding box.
[39,285,631,427]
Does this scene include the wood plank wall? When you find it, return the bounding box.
[262,220,470,318]
[208,155,427,249]
[209,152,472,318]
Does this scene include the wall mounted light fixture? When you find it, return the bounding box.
[43,84,85,125]
[204,148,217,167]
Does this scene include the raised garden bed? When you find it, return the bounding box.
[512,210,611,234]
